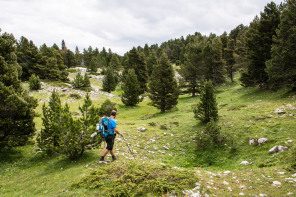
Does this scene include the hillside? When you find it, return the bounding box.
[1,68,296,196]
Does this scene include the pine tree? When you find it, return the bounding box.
[225,39,236,82]
[72,72,84,88]
[125,47,148,94]
[102,66,116,93]
[266,0,296,90]
[83,73,91,87]
[148,52,179,112]
[29,74,41,90]
[0,31,37,148]
[179,36,205,97]
[37,90,63,153]
[241,2,280,88]
[121,69,141,106]
[147,51,157,76]
[194,80,218,123]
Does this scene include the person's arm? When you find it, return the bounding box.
[114,127,123,136]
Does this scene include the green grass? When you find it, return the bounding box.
[1,75,296,196]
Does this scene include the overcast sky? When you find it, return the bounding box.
[0,0,283,55]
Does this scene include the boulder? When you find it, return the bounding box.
[258,138,268,145]
[272,181,281,186]
[249,138,256,145]
[240,161,251,165]
[269,146,278,153]
[137,127,147,132]
[290,107,296,111]
[278,145,289,151]
[273,109,286,114]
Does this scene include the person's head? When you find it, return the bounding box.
[110,110,117,117]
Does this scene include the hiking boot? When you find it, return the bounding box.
[98,156,105,163]
[112,155,117,161]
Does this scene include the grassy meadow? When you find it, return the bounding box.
[0,71,295,196]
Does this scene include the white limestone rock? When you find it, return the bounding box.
[137,127,147,132]
[269,146,278,153]
[258,138,268,145]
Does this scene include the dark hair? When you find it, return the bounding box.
[110,110,117,116]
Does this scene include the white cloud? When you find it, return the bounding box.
[0,0,283,55]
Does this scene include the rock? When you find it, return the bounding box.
[278,145,289,151]
[269,146,278,153]
[249,138,256,145]
[137,127,147,132]
[90,132,97,138]
[278,172,285,175]
[36,148,41,151]
[258,138,268,145]
[259,194,267,197]
[240,161,250,165]
[287,193,294,196]
[223,181,229,185]
[287,140,293,143]
[274,109,286,114]
[163,146,170,150]
[292,173,296,177]
[228,187,232,191]
[239,193,244,196]
[150,139,156,143]
[224,171,231,174]
[272,181,281,186]
[240,185,246,190]
[290,107,296,111]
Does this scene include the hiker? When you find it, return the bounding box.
[99,110,123,162]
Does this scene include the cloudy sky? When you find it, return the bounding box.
[0,0,283,55]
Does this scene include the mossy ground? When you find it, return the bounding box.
[1,72,295,196]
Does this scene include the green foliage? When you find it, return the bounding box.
[72,72,84,88]
[58,94,101,159]
[28,74,41,90]
[242,2,280,88]
[179,35,205,97]
[69,93,82,99]
[37,90,63,153]
[0,31,37,149]
[102,66,116,93]
[194,80,218,123]
[266,0,296,90]
[98,99,117,116]
[37,91,101,158]
[72,72,91,89]
[121,69,141,106]
[148,52,179,112]
[125,47,148,94]
[73,161,199,196]
[224,39,236,82]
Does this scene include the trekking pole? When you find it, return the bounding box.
[121,135,135,160]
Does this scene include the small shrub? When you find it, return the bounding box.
[29,74,41,90]
[99,99,117,116]
[69,93,82,99]
[67,68,77,73]
[160,124,168,130]
[148,122,156,126]
[227,104,247,111]
[73,161,199,196]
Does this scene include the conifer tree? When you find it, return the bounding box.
[194,80,218,123]
[121,69,141,106]
[37,90,63,153]
[266,0,296,90]
[102,66,116,93]
[148,52,179,112]
[29,74,41,90]
[83,73,91,87]
[179,36,205,97]
[125,47,148,94]
[0,31,37,148]
[241,2,280,88]
[72,72,84,88]
[225,39,236,82]
[146,51,157,76]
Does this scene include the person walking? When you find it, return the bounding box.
[99,110,123,162]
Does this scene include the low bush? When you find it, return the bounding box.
[29,74,41,90]
[69,93,82,99]
[73,161,199,196]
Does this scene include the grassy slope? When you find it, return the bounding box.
[0,73,295,196]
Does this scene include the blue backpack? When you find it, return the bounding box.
[98,116,113,138]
